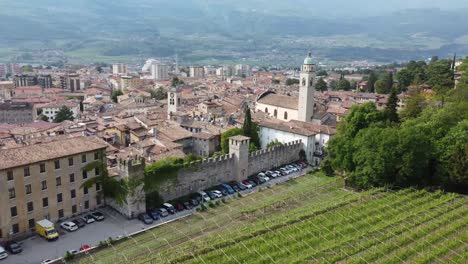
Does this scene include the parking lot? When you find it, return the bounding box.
[1,163,308,264]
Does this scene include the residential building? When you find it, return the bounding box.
[60,74,82,91]
[112,64,128,75]
[120,75,142,90]
[38,102,80,122]
[189,66,204,78]
[0,137,107,240]
[151,64,170,80]
[0,102,36,124]
[14,75,38,87]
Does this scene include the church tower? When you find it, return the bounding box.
[167,86,180,120]
[297,52,316,122]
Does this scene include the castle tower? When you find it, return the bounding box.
[297,52,316,122]
[229,135,250,182]
[167,86,181,120]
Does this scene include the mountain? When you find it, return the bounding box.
[0,0,467,64]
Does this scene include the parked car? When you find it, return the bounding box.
[248,180,258,187]
[279,168,289,175]
[175,202,185,212]
[183,201,192,210]
[237,182,248,190]
[197,191,211,202]
[212,190,223,198]
[138,213,154,224]
[248,176,261,185]
[79,245,91,252]
[157,208,169,217]
[90,211,105,221]
[221,183,235,194]
[190,199,200,207]
[228,181,241,192]
[241,180,253,188]
[258,173,270,182]
[41,259,54,264]
[163,203,176,214]
[265,171,278,178]
[60,221,78,232]
[72,218,86,228]
[1,241,22,254]
[0,247,7,260]
[274,171,282,177]
[207,191,218,200]
[146,209,161,220]
[81,215,95,224]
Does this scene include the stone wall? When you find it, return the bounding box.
[248,140,303,176]
[158,154,235,201]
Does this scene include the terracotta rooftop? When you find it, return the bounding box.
[0,136,107,170]
[259,119,336,137]
[257,94,298,110]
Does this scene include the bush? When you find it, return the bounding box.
[215,200,221,206]
[208,201,216,208]
[64,251,75,261]
[237,192,242,198]
[200,203,207,211]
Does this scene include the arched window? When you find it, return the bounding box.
[274,109,277,117]
[284,111,288,120]
[302,78,306,86]
[265,107,268,113]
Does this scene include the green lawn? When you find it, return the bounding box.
[75,173,467,264]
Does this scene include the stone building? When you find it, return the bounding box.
[0,137,107,240]
[0,101,36,124]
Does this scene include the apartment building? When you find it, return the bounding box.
[0,101,36,124]
[151,63,170,80]
[189,66,204,78]
[0,137,107,240]
[112,63,128,75]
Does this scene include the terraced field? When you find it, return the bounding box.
[76,174,467,264]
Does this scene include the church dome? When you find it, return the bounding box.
[303,52,314,65]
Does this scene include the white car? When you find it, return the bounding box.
[41,259,54,264]
[81,215,96,224]
[241,180,253,188]
[61,221,78,232]
[0,246,8,260]
[258,173,270,182]
[198,191,211,202]
[212,190,223,198]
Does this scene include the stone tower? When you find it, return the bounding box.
[167,86,181,119]
[229,135,250,182]
[298,52,316,122]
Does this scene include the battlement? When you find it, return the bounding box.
[249,140,302,158]
[184,153,234,168]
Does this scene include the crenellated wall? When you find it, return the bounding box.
[248,140,303,176]
[158,154,235,201]
[118,137,303,206]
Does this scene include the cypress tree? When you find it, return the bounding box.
[385,88,399,123]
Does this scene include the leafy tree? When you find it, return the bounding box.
[337,79,351,91]
[81,159,129,205]
[242,108,260,149]
[266,139,283,148]
[111,89,123,103]
[22,65,33,72]
[272,79,280,84]
[426,60,454,92]
[396,68,412,91]
[54,106,74,122]
[316,78,327,92]
[220,128,242,153]
[316,70,328,77]
[285,78,300,86]
[399,88,426,120]
[96,66,103,73]
[150,87,167,100]
[367,71,378,93]
[171,77,184,87]
[40,115,49,122]
[383,72,394,94]
[385,88,399,123]
[374,80,386,94]
[328,80,338,91]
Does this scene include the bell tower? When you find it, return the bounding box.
[298,52,316,122]
[167,86,181,120]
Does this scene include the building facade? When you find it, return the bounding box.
[189,66,204,78]
[112,64,128,75]
[0,102,36,124]
[298,52,316,122]
[0,137,107,240]
[151,64,170,80]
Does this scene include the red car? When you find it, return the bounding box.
[79,245,91,252]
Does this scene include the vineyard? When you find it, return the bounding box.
[76,174,467,264]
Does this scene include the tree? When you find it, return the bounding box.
[316,78,327,92]
[285,78,300,86]
[426,60,454,92]
[150,87,167,100]
[40,115,49,122]
[383,72,394,94]
[81,159,129,205]
[220,128,242,153]
[272,79,280,84]
[316,70,328,77]
[385,88,399,123]
[399,89,426,120]
[337,79,351,91]
[171,77,184,87]
[374,80,386,94]
[396,68,412,91]
[54,106,74,122]
[329,80,338,91]
[96,66,103,73]
[111,89,123,103]
[368,71,378,93]
[22,65,33,72]
[266,139,283,148]
[242,108,260,149]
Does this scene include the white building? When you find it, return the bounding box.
[40,102,80,122]
[112,63,128,75]
[257,52,335,166]
[151,64,170,80]
[235,64,251,77]
[189,66,205,78]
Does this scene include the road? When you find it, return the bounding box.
[2,167,308,264]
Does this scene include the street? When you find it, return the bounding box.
[1,167,308,264]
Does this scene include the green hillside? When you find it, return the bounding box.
[75,173,468,263]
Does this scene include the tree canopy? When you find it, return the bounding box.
[150,87,167,100]
[54,106,75,122]
[316,78,327,92]
[111,89,123,103]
